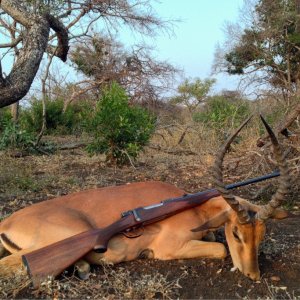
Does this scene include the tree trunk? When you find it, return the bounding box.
[11,102,19,122]
[0,16,50,107]
[0,0,69,108]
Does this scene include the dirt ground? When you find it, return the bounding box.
[0,143,299,299]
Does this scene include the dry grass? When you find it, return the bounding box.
[29,264,185,299]
[0,110,299,299]
[0,269,31,298]
[257,279,298,300]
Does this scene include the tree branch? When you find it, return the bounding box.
[0,0,34,27]
[0,1,70,107]
[0,35,22,48]
[45,14,69,62]
[0,60,4,86]
[0,17,50,107]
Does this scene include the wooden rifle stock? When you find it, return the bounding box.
[22,215,136,283]
[22,171,280,283]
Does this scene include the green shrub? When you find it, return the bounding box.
[86,82,156,165]
[21,98,87,135]
[264,102,286,126]
[0,121,36,152]
[0,108,12,132]
[194,96,250,134]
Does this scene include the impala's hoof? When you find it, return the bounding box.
[75,260,91,280]
[202,232,216,242]
[138,248,154,259]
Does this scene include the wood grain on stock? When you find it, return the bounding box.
[22,214,134,286]
[22,229,101,285]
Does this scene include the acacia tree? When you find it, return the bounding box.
[0,0,170,108]
[170,78,216,117]
[168,78,215,145]
[67,35,177,109]
[214,0,300,101]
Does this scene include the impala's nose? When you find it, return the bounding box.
[247,272,260,281]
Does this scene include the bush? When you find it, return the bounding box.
[194,96,250,135]
[21,98,87,135]
[0,121,36,152]
[0,107,12,132]
[86,82,156,164]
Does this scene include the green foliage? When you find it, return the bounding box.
[0,121,36,152]
[194,96,250,134]
[86,83,156,165]
[21,98,86,135]
[224,0,300,88]
[257,101,287,134]
[170,78,216,115]
[71,36,112,78]
[264,105,285,126]
[0,107,12,132]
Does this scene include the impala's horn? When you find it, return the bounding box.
[257,115,290,221]
[213,115,253,224]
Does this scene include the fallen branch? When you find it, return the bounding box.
[148,144,197,155]
[57,142,88,150]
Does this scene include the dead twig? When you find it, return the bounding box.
[148,145,197,156]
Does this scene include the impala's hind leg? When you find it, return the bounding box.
[84,232,154,266]
[173,240,227,260]
[0,250,34,297]
[0,249,34,280]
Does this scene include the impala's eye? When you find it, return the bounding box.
[232,230,241,242]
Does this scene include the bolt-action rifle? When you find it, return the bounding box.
[22,170,280,283]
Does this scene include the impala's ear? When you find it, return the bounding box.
[270,208,296,220]
[191,211,229,232]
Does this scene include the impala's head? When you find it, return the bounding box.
[224,212,265,280]
[213,115,290,281]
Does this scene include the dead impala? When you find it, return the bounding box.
[0,116,290,282]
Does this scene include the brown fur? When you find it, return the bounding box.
[0,182,288,281]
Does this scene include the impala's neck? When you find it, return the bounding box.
[194,195,232,219]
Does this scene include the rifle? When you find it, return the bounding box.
[22,170,280,283]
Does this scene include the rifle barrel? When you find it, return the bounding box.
[225,170,280,190]
[163,170,280,204]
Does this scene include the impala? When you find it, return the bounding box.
[0,116,290,282]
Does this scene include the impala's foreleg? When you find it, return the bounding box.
[173,240,227,259]
[74,259,91,280]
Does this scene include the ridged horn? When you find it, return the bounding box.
[212,116,253,224]
[256,115,290,221]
